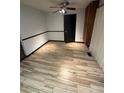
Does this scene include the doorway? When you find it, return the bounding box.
[64,14,76,43]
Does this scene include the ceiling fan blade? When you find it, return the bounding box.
[66,7,76,10]
[53,10,59,13]
[50,6,60,8]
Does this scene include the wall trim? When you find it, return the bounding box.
[49,40,64,42]
[22,31,47,41]
[22,31,64,41]
[47,31,64,32]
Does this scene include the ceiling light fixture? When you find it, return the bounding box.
[59,9,65,14]
[61,9,65,13]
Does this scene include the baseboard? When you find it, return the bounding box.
[21,40,84,61]
[75,41,84,43]
[20,56,27,62]
[49,40,84,43]
[87,52,92,57]
[49,40,64,42]
[21,40,65,61]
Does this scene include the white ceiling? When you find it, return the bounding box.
[20,0,94,12]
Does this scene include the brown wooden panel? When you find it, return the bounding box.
[83,1,99,47]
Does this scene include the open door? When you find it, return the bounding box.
[64,14,76,43]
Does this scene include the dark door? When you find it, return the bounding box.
[83,1,99,47]
[64,14,76,43]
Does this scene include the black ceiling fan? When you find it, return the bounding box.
[50,0,76,14]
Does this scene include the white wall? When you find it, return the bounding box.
[20,4,47,39]
[20,4,48,55]
[48,32,64,41]
[46,13,64,31]
[46,13,64,41]
[75,9,85,42]
[22,34,48,55]
[89,6,104,69]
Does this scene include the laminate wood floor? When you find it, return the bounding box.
[21,41,104,93]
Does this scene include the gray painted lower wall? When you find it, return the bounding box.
[21,31,64,56]
[21,33,48,55]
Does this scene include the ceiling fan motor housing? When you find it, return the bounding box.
[60,1,69,7]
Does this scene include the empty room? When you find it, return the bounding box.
[20,0,104,93]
